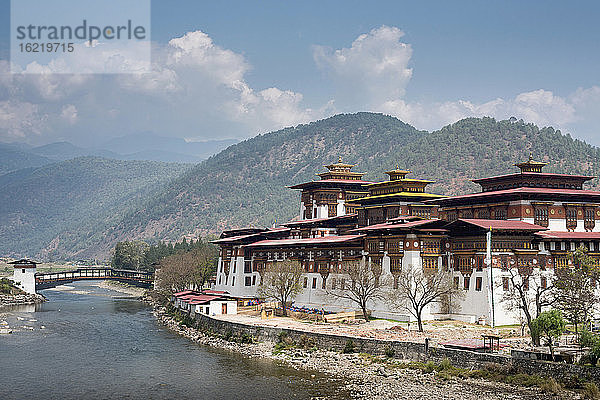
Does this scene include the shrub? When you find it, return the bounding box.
[224,329,234,341]
[424,361,436,373]
[437,358,454,372]
[240,332,253,344]
[384,346,395,358]
[583,382,600,399]
[539,377,562,394]
[297,334,315,349]
[342,340,355,354]
[277,331,288,343]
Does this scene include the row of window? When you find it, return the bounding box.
[453,276,483,291]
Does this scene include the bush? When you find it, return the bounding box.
[342,340,355,354]
[224,329,234,342]
[539,377,562,394]
[583,382,600,399]
[384,346,395,358]
[424,361,436,373]
[240,332,253,344]
[437,358,454,372]
[297,334,314,349]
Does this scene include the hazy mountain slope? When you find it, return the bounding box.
[99,133,239,162]
[30,142,121,161]
[0,143,53,175]
[106,114,600,250]
[0,157,189,260]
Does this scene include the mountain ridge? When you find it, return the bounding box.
[3,112,600,260]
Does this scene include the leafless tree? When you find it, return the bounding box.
[327,259,389,321]
[554,245,598,336]
[499,266,555,346]
[155,246,217,295]
[388,265,462,332]
[257,259,303,316]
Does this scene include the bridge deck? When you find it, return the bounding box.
[35,268,154,289]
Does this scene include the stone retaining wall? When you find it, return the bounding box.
[193,313,600,383]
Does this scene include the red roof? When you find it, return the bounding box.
[173,290,197,297]
[289,179,374,189]
[457,219,547,231]
[472,171,595,183]
[212,227,291,244]
[182,294,223,304]
[432,187,600,202]
[352,219,438,232]
[283,214,357,226]
[202,290,229,295]
[535,231,600,240]
[244,234,365,248]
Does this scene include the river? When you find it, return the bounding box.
[0,282,349,399]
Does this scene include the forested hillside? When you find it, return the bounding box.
[4,113,600,260]
[103,113,600,254]
[0,157,189,260]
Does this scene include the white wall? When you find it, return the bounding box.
[13,267,36,294]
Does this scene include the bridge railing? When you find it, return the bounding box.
[35,267,154,288]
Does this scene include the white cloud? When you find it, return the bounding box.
[316,26,598,142]
[1,25,599,147]
[0,100,46,139]
[314,25,412,108]
[0,30,326,145]
[61,104,78,124]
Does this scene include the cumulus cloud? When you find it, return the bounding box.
[381,89,579,131]
[314,25,412,109]
[2,25,599,146]
[0,30,326,145]
[317,26,598,142]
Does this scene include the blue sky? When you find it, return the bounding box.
[1,0,599,146]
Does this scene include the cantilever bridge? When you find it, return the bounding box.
[35,267,154,290]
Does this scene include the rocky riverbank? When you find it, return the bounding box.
[150,301,580,399]
[0,293,45,308]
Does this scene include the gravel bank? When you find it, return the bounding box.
[93,281,147,297]
[151,303,578,399]
[0,293,45,308]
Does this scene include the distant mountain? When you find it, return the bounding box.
[104,113,600,251]
[98,133,238,163]
[31,141,121,161]
[0,157,189,260]
[0,134,239,166]
[0,143,53,175]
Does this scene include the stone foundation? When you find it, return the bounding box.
[194,313,600,384]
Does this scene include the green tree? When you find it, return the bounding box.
[531,310,566,361]
[580,329,600,366]
[111,241,150,270]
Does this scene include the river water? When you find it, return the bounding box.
[0,282,349,399]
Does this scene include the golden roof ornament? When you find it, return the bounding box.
[514,154,547,173]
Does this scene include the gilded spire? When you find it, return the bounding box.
[515,154,547,173]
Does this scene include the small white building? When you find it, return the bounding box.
[171,290,237,316]
[10,259,37,294]
[191,297,238,316]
